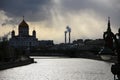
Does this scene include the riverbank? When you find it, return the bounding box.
[31,55,116,63]
[0,58,34,70]
[30,49,117,63]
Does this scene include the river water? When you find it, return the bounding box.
[0,57,114,80]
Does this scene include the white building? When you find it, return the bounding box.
[9,19,38,49]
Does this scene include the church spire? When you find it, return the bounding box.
[107,17,111,32]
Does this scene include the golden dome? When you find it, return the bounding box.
[19,19,29,28]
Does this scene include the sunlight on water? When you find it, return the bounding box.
[0,58,113,80]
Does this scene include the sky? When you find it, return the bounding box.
[0,0,120,43]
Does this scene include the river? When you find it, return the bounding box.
[0,57,114,80]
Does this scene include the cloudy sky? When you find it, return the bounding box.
[0,0,120,43]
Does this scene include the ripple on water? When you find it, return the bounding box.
[0,58,114,80]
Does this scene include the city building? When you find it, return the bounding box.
[9,18,54,49]
[9,18,38,49]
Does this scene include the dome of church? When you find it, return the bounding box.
[19,19,29,28]
[18,19,29,37]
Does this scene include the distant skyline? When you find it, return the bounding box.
[0,0,120,43]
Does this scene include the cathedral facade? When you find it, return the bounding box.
[9,19,38,49]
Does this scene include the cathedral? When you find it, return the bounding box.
[9,18,38,49]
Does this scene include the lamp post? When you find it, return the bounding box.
[99,17,120,80]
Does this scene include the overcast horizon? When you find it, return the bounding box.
[0,0,120,43]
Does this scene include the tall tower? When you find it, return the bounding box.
[64,31,67,44]
[18,17,29,37]
[107,17,111,32]
[69,31,71,44]
[32,30,36,38]
[103,17,114,49]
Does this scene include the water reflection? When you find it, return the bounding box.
[0,57,113,80]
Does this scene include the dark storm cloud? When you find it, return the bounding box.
[1,0,120,28]
[0,0,53,21]
[61,0,111,11]
[60,0,120,28]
